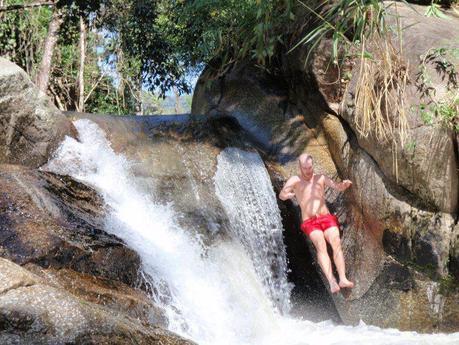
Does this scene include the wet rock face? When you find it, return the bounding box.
[192,2,459,332]
[320,114,459,332]
[267,163,341,323]
[0,58,76,168]
[0,165,140,286]
[0,258,193,345]
[64,113,258,246]
[311,3,459,331]
[193,64,343,322]
[192,64,290,153]
[0,163,195,344]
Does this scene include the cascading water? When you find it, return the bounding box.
[215,148,292,314]
[44,119,459,345]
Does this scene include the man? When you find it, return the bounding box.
[279,153,354,294]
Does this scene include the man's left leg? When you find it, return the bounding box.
[323,226,354,289]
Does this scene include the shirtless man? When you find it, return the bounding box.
[279,153,354,294]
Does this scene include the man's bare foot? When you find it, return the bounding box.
[329,280,340,294]
[339,279,354,289]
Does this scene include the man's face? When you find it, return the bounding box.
[299,156,313,175]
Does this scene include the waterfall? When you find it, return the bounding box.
[215,148,292,314]
[44,119,459,345]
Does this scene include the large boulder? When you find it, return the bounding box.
[310,3,459,331]
[0,258,193,345]
[192,1,459,332]
[0,164,141,286]
[321,114,459,332]
[192,64,337,179]
[311,2,458,213]
[0,58,76,168]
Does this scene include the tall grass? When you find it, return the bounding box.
[290,0,412,179]
[353,32,410,178]
[353,33,409,146]
[292,1,411,171]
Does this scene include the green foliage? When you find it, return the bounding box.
[416,46,459,132]
[101,0,190,96]
[163,0,295,75]
[3,0,456,120]
[183,94,193,110]
[0,2,52,77]
[417,47,458,95]
[404,140,417,153]
[2,0,392,112]
[84,74,138,115]
[424,2,446,17]
[291,0,387,65]
[439,274,459,295]
[0,0,188,113]
[424,0,458,18]
[418,95,459,132]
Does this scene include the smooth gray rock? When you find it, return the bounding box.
[0,58,75,168]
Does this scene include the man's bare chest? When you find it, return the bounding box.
[295,180,324,200]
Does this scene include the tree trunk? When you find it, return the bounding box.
[173,86,181,114]
[49,84,65,110]
[0,1,4,22]
[138,78,143,116]
[77,16,86,112]
[36,6,64,93]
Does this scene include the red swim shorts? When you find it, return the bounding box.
[300,214,340,236]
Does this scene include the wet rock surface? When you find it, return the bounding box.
[64,113,262,246]
[267,163,341,323]
[1,2,458,337]
[0,258,193,345]
[69,112,341,323]
[0,164,140,286]
[0,164,195,344]
[0,130,194,344]
[0,59,193,343]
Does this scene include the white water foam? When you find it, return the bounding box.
[215,147,292,314]
[44,119,459,345]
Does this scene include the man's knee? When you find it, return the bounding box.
[326,232,342,251]
[330,238,342,253]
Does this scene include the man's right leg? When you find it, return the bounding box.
[323,226,354,289]
[309,230,340,293]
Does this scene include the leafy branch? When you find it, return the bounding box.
[416,47,459,132]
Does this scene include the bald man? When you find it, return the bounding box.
[279,154,354,293]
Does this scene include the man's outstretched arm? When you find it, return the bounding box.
[323,175,352,192]
[279,176,300,201]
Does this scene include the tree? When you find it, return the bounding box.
[76,15,85,111]
[1,0,296,113]
[101,0,190,97]
[0,1,52,78]
[36,5,64,92]
[158,0,295,77]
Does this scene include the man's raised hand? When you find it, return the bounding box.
[342,180,352,190]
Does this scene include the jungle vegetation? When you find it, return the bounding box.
[0,0,457,122]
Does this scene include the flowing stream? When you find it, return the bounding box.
[45,119,459,345]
